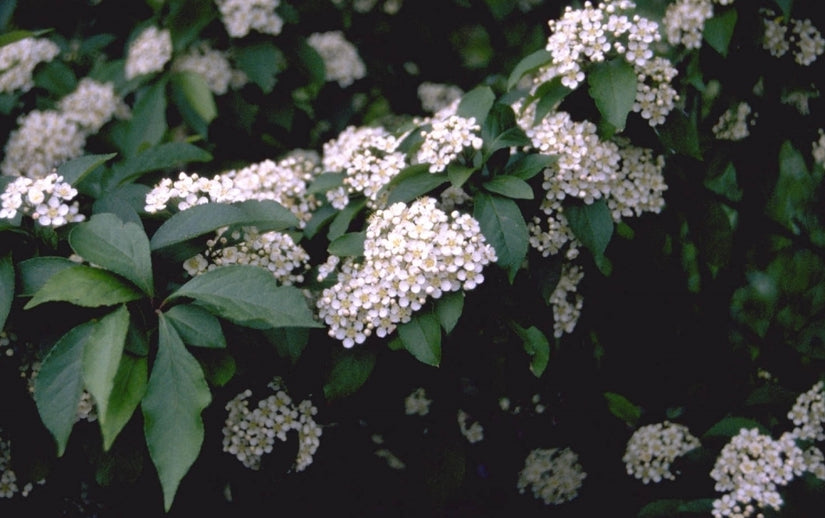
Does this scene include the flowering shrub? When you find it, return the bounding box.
[0,0,824,516]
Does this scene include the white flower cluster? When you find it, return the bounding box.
[415,114,482,173]
[762,13,825,66]
[0,429,39,499]
[663,0,735,49]
[222,380,322,472]
[58,78,127,133]
[623,421,701,483]
[124,26,172,80]
[316,197,497,347]
[457,409,484,443]
[145,153,322,227]
[183,226,310,285]
[813,129,825,168]
[438,185,471,212]
[307,31,366,88]
[2,110,85,179]
[0,37,60,94]
[539,0,678,127]
[2,78,124,179]
[549,264,584,338]
[788,380,825,441]
[321,125,405,207]
[0,173,84,227]
[215,0,284,38]
[417,82,464,114]
[517,447,587,505]
[404,387,431,416]
[710,428,825,517]
[712,102,755,141]
[608,143,668,219]
[172,44,247,95]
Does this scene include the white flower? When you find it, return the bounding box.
[124,26,172,80]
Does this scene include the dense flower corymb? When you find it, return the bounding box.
[124,26,172,80]
[517,447,587,505]
[0,37,60,94]
[623,421,701,483]
[307,31,366,88]
[0,173,84,227]
[316,197,497,347]
[215,0,284,38]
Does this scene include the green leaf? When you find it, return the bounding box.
[473,192,528,282]
[384,164,449,205]
[564,199,614,257]
[17,256,75,296]
[197,349,236,387]
[0,253,12,332]
[167,0,215,51]
[92,184,150,228]
[69,213,154,296]
[328,231,366,257]
[264,327,309,365]
[323,349,377,401]
[166,265,321,329]
[507,49,552,89]
[446,164,476,188]
[483,175,534,199]
[106,142,212,188]
[100,353,147,451]
[637,499,685,518]
[171,71,217,137]
[435,291,464,334]
[456,85,495,126]
[82,305,130,428]
[33,321,94,456]
[656,109,702,160]
[119,80,168,157]
[704,161,742,202]
[327,198,365,241]
[24,265,143,309]
[234,41,285,93]
[481,103,530,158]
[510,321,550,377]
[773,0,792,19]
[604,392,641,427]
[398,311,442,367]
[768,140,813,233]
[165,304,226,349]
[150,200,298,251]
[528,77,572,125]
[143,314,211,512]
[587,59,637,131]
[303,203,337,239]
[57,153,118,186]
[505,153,557,180]
[703,417,770,439]
[306,172,345,195]
[0,29,51,48]
[703,8,737,57]
[34,59,77,97]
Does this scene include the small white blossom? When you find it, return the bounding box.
[623,421,701,483]
[517,447,587,505]
[124,26,172,80]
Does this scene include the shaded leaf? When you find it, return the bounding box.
[264,327,309,365]
[323,349,377,401]
[587,58,637,131]
[385,164,449,205]
[171,71,216,137]
[57,153,117,186]
[398,311,442,367]
[143,314,211,511]
[0,253,12,332]
[83,305,130,428]
[328,231,366,257]
[510,321,550,377]
[703,417,770,439]
[473,192,528,282]
[234,41,285,93]
[34,321,94,456]
[69,213,154,296]
[565,199,613,257]
[106,142,212,188]
[165,304,226,348]
[604,391,641,427]
[16,256,75,296]
[703,8,737,57]
[456,85,495,125]
[483,175,534,199]
[507,48,552,89]
[166,265,321,329]
[24,265,143,309]
[327,198,365,241]
[435,291,464,334]
[505,153,556,180]
[100,354,147,450]
[118,80,167,157]
[150,200,297,251]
